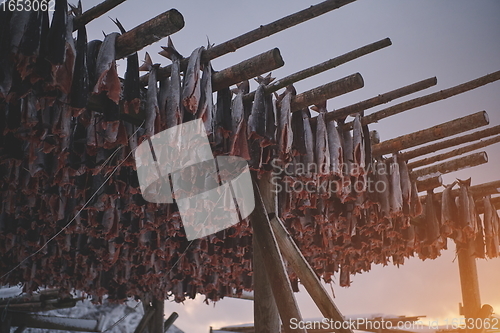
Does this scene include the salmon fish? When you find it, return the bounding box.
[389,154,403,216]
[230,81,250,160]
[457,178,476,240]
[311,101,330,175]
[302,108,315,177]
[398,156,411,215]
[277,85,295,162]
[352,114,365,176]
[440,181,457,237]
[70,2,89,110]
[197,53,215,136]
[182,46,204,114]
[93,32,120,104]
[159,37,183,128]
[139,53,160,138]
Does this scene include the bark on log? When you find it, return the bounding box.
[401,124,500,161]
[145,0,357,82]
[251,178,305,333]
[270,216,353,333]
[134,305,155,333]
[291,73,364,112]
[416,175,442,192]
[244,38,391,102]
[211,48,284,91]
[372,111,489,156]
[411,152,488,179]
[163,312,178,332]
[148,298,164,333]
[115,9,184,59]
[408,134,500,169]
[475,196,500,214]
[344,70,500,129]
[326,77,437,121]
[73,0,128,30]
[422,180,500,204]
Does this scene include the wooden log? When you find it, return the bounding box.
[270,216,353,333]
[326,77,437,121]
[148,298,164,333]
[244,38,391,101]
[456,239,482,327]
[416,175,442,192]
[73,0,128,30]
[421,180,500,204]
[251,178,306,333]
[475,196,500,214]
[411,152,488,179]
[291,73,364,112]
[163,312,178,332]
[115,9,184,59]
[372,111,489,156]
[344,70,500,129]
[408,134,500,169]
[10,313,100,332]
[133,304,155,333]
[401,124,500,161]
[146,0,357,82]
[211,48,284,91]
[253,226,280,333]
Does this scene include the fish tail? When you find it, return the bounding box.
[139,52,153,71]
[159,37,182,60]
[111,17,127,34]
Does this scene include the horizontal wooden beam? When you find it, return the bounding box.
[327,77,437,121]
[243,38,391,102]
[411,152,488,179]
[372,111,489,156]
[73,0,128,30]
[10,313,100,332]
[401,124,500,161]
[475,196,500,214]
[143,0,357,83]
[422,180,500,204]
[408,134,500,169]
[270,216,353,333]
[115,9,184,59]
[416,175,442,192]
[211,48,284,91]
[291,73,364,112]
[344,70,500,129]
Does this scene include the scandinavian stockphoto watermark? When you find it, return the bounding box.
[134,119,255,241]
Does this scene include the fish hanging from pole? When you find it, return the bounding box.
[139,53,160,138]
[182,46,204,116]
[197,44,214,137]
[276,85,294,163]
[230,81,250,160]
[70,1,89,112]
[159,37,183,128]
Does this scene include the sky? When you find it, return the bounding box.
[77,0,500,332]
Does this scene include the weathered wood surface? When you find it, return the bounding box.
[251,179,305,333]
[163,312,179,332]
[143,0,358,82]
[326,77,437,121]
[475,196,500,214]
[244,38,391,102]
[10,313,100,332]
[291,73,364,112]
[344,70,500,129]
[421,180,500,204]
[73,0,128,30]
[401,124,500,161]
[211,48,284,92]
[372,111,489,156]
[148,298,164,333]
[411,152,488,179]
[456,239,482,326]
[133,304,155,333]
[416,175,442,192]
[115,9,185,59]
[270,216,353,333]
[408,134,500,169]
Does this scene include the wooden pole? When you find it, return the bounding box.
[421,180,500,204]
[244,38,391,101]
[73,0,128,30]
[211,48,284,91]
[146,0,357,82]
[408,134,500,169]
[416,175,442,192]
[372,111,489,156]
[133,304,155,333]
[9,313,100,332]
[163,312,178,332]
[148,298,164,333]
[343,70,500,129]
[251,179,306,333]
[270,216,353,333]
[291,73,364,112]
[411,152,488,179]
[115,9,184,59]
[326,77,437,121]
[475,196,500,214]
[401,124,500,161]
[253,227,280,333]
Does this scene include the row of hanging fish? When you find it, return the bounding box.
[1,0,498,301]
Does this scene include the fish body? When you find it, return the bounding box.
[70,14,88,109]
[248,81,267,139]
[312,102,329,175]
[139,53,160,137]
[410,180,422,217]
[389,154,403,216]
[229,81,250,159]
[302,109,314,176]
[46,0,68,64]
[425,190,440,245]
[398,156,411,215]
[457,178,476,239]
[352,114,365,176]
[376,161,391,219]
[277,85,294,162]
[198,59,215,135]
[93,32,120,104]
[182,46,204,114]
[440,182,457,237]
[160,37,183,128]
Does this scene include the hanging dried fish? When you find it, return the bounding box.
[214,87,232,151]
[247,75,268,169]
[70,2,89,110]
[17,10,45,79]
[352,114,365,177]
[139,53,160,138]
[93,32,120,104]
[483,196,499,258]
[302,108,315,177]
[398,156,411,215]
[311,101,330,176]
[86,40,102,90]
[474,211,485,259]
[46,0,67,64]
[410,179,423,217]
[182,46,204,114]
[52,12,76,95]
[159,37,183,128]
[440,181,457,238]
[339,119,353,177]
[425,189,441,246]
[197,55,214,135]
[112,18,140,115]
[389,154,403,216]
[376,160,391,219]
[457,178,476,240]
[277,85,294,162]
[229,81,250,160]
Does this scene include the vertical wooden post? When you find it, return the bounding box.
[456,240,482,333]
[148,298,164,333]
[253,231,281,333]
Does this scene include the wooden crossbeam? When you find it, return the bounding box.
[10,313,100,332]
[372,111,489,156]
[401,124,500,161]
[420,180,500,203]
[411,152,488,179]
[141,0,358,83]
[416,175,442,192]
[408,134,500,169]
[73,0,128,30]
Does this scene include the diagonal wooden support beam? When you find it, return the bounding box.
[73,0,128,30]
[251,178,306,333]
[270,216,353,333]
[372,111,489,156]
